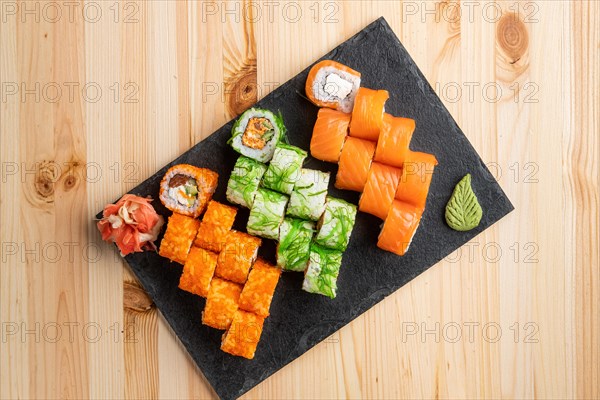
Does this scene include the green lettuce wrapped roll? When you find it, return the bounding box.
[247,188,288,240]
[230,108,285,163]
[262,144,307,195]
[302,243,343,298]
[277,218,315,271]
[314,196,357,251]
[287,169,330,221]
[226,156,268,208]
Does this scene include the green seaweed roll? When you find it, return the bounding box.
[277,218,315,271]
[314,196,357,251]
[247,188,288,240]
[302,243,343,298]
[262,144,307,195]
[287,169,330,221]
[226,156,267,208]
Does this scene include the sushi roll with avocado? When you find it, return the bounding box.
[230,108,285,163]
[247,188,288,240]
[159,164,218,218]
[262,144,307,195]
[314,196,357,251]
[277,218,315,271]
[287,169,330,221]
[226,156,267,208]
[302,243,343,299]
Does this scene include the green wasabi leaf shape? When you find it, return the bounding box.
[445,174,483,231]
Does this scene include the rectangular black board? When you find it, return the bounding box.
[97,17,514,400]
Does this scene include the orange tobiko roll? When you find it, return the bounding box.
[158,213,201,264]
[374,114,415,168]
[377,201,423,256]
[358,162,403,220]
[202,277,243,330]
[395,151,438,210]
[349,87,389,141]
[335,137,376,192]
[310,108,350,163]
[238,258,282,317]
[178,246,218,297]
[220,309,265,359]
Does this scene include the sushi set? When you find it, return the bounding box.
[95,18,512,400]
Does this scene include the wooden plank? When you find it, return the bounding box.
[0,1,598,399]
[571,2,599,398]
[85,1,125,398]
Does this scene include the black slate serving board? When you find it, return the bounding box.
[97,17,513,400]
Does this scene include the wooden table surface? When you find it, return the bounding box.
[1,1,598,399]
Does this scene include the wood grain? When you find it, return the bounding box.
[1,1,598,399]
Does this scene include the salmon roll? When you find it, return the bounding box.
[277,218,315,271]
[395,151,439,210]
[374,114,415,168]
[358,163,403,220]
[238,258,282,317]
[310,108,350,163]
[178,246,218,297]
[247,189,289,240]
[194,222,230,253]
[302,243,343,299]
[226,156,267,209]
[158,213,201,264]
[262,144,307,195]
[202,277,243,330]
[221,309,265,359]
[305,60,361,113]
[377,201,423,256]
[349,88,389,141]
[203,200,237,227]
[287,169,330,221]
[159,164,218,218]
[215,231,261,284]
[335,137,376,192]
[314,197,357,252]
[230,108,285,163]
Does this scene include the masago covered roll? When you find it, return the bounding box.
[194,200,237,252]
[159,213,201,264]
[159,164,218,218]
[287,168,330,221]
[178,246,218,297]
[262,144,307,195]
[226,156,267,209]
[315,196,357,252]
[202,277,243,330]
[305,60,361,113]
[247,188,289,240]
[302,243,343,299]
[277,218,315,271]
[230,108,285,163]
[215,230,261,284]
[238,258,282,317]
[220,309,265,359]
